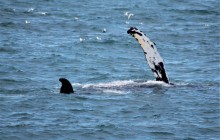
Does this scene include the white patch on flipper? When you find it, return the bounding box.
[127,27,169,83]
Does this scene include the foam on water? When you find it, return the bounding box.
[73,80,169,88]
[82,80,136,88]
[70,79,171,94]
[102,89,128,94]
[57,79,211,95]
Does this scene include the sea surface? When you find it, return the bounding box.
[0,0,219,140]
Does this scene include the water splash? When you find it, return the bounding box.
[73,80,170,89]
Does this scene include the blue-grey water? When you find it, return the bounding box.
[0,0,219,140]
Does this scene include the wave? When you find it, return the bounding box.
[70,79,218,94]
[73,80,169,88]
[57,79,217,94]
[71,79,172,94]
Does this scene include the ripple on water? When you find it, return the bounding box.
[0,0,219,140]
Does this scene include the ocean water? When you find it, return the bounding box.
[0,0,219,139]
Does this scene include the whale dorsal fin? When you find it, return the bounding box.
[59,78,74,94]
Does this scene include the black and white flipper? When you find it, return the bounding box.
[127,27,169,84]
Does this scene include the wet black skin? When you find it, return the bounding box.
[59,78,74,94]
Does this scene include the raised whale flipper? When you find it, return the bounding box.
[127,27,169,84]
[59,78,74,94]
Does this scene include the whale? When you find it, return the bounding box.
[59,78,74,94]
[127,27,169,84]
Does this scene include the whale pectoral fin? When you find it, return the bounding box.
[158,62,169,83]
[152,68,163,82]
[154,62,169,83]
[127,27,170,84]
